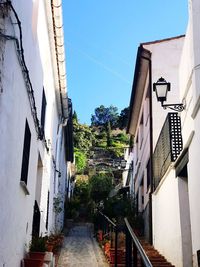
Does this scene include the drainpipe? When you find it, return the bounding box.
[55,118,68,193]
[54,118,68,229]
[140,48,153,245]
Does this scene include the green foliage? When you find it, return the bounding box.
[118,107,129,129]
[96,140,107,148]
[95,130,107,140]
[106,121,112,146]
[74,149,87,173]
[72,110,78,123]
[72,107,130,175]
[73,122,95,154]
[91,105,119,129]
[103,195,132,220]
[108,141,125,157]
[65,176,94,220]
[74,176,90,202]
[53,196,63,214]
[29,236,47,252]
[115,132,129,144]
[91,105,129,130]
[89,173,113,203]
[65,197,80,219]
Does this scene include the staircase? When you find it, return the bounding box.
[109,240,175,267]
[138,239,175,267]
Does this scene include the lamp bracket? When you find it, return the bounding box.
[161,103,185,112]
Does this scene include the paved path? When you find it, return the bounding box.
[57,223,109,267]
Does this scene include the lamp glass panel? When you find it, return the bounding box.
[156,84,168,101]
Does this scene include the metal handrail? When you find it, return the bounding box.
[124,217,153,267]
[97,210,118,267]
[98,210,116,228]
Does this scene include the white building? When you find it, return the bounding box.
[127,36,186,266]
[127,1,200,265]
[178,0,200,266]
[0,0,73,266]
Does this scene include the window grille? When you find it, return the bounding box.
[153,113,182,189]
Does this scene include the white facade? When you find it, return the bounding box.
[0,1,73,266]
[128,1,200,263]
[144,37,187,267]
[127,36,186,266]
[178,1,200,266]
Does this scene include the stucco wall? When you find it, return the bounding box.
[143,37,185,266]
[179,3,200,264]
[0,12,41,265]
[152,170,183,266]
[0,1,68,266]
[144,37,185,149]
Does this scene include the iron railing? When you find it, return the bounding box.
[124,218,152,267]
[96,211,153,267]
[97,210,118,267]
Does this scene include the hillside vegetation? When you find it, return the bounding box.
[73,105,130,173]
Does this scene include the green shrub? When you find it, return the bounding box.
[29,236,47,252]
[75,149,87,173]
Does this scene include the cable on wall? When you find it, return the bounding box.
[0,0,49,151]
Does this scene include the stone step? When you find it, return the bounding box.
[140,242,174,267]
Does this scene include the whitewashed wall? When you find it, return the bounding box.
[179,1,200,265]
[143,37,185,267]
[0,2,42,266]
[0,0,69,266]
[144,37,185,149]
[152,170,182,266]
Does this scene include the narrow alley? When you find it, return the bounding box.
[1,1,200,267]
[57,223,109,267]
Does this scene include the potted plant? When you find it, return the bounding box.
[23,258,43,267]
[28,236,47,261]
[46,232,64,254]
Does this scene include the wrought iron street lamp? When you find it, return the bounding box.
[153,77,185,112]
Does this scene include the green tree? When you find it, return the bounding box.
[72,110,78,123]
[91,105,119,147]
[74,149,87,173]
[103,195,132,220]
[89,173,113,203]
[118,107,129,129]
[91,105,119,129]
[73,116,95,155]
[74,176,90,202]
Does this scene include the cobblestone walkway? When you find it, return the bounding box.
[57,223,109,267]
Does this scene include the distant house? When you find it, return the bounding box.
[0,1,73,266]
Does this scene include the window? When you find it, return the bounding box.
[146,159,151,190]
[135,135,139,164]
[20,120,31,184]
[139,114,144,148]
[140,178,144,211]
[40,88,47,137]
[144,88,150,126]
[46,191,50,230]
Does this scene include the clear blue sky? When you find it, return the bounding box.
[62,1,188,125]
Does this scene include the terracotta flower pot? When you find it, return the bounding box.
[29,251,45,261]
[24,258,43,267]
[97,230,103,242]
[46,244,54,252]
